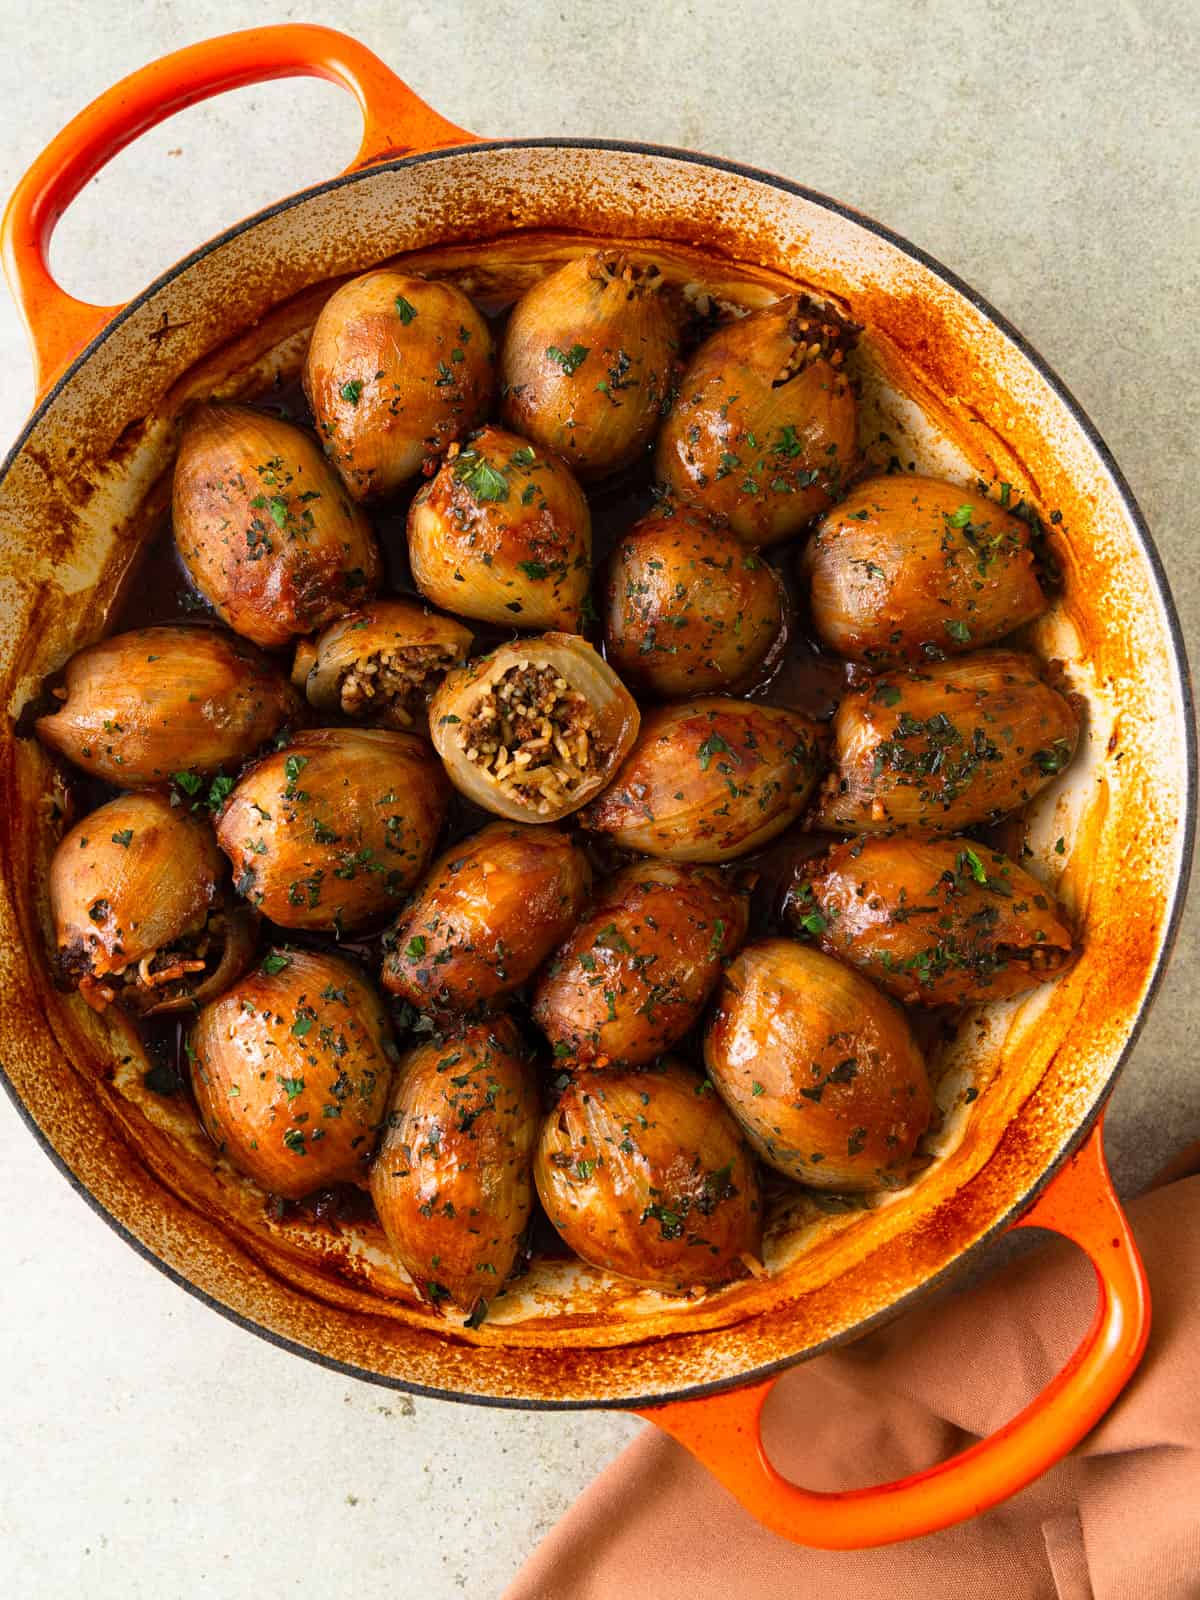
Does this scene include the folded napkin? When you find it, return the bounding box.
[507,1147,1200,1600]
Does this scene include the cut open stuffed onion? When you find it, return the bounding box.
[294,600,473,730]
[429,633,639,822]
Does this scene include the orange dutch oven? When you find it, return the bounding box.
[0,25,1193,1550]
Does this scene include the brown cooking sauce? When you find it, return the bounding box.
[59,282,996,1263]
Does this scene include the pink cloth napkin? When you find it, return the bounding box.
[507,1151,1200,1600]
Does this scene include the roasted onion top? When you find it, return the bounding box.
[535,1058,762,1289]
[37,624,299,786]
[190,948,396,1199]
[803,475,1047,664]
[173,403,381,649]
[579,697,825,861]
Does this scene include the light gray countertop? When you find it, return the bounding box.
[0,3,1195,1595]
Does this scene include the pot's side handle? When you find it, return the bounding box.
[635,1121,1149,1549]
[1,23,475,399]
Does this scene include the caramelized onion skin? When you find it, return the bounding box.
[532,862,750,1066]
[534,1058,762,1290]
[656,296,859,545]
[408,427,591,630]
[428,633,640,823]
[803,476,1047,664]
[298,600,473,726]
[216,728,449,932]
[705,939,932,1191]
[190,949,395,1199]
[500,252,678,479]
[51,792,224,997]
[791,836,1076,1006]
[370,1016,538,1313]
[811,650,1081,835]
[579,697,825,861]
[383,822,592,1010]
[604,506,786,697]
[304,269,494,500]
[173,403,381,648]
[36,625,299,786]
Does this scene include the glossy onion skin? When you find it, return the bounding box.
[705,939,932,1191]
[408,426,591,629]
[656,296,859,545]
[811,650,1080,836]
[382,822,591,1010]
[803,476,1047,664]
[604,506,786,697]
[296,600,473,729]
[50,791,254,1014]
[173,403,381,648]
[304,269,494,500]
[370,1016,538,1313]
[36,625,299,785]
[531,862,750,1066]
[429,633,640,823]
[793,836,1076,1007]
[534,1059,761,1290]
[579,697,825,862]
[216,729,449,932]
[190,949,395,1199]
[500,252,678,479]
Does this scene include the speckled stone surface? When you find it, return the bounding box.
[0,3,1195,1595]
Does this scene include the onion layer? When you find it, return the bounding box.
[811,649,1080,835]
[534,1058,762,1290]
[604,506,786,697]
[217,728,449,932]
[296,600,473,730]
[656,295,860,545]
[531,861,751,1066]
[408,427,591,630]
[500,252,678,479]
[579,697,825,861]
[190,949,395,1199]
[304,270,494,500]
[790,835,1076,1006]
[383,822,592,1010]
[50,791,254,1015]
[36,624,299,786]
[173,403,381,648]
[370,1016,538,1317]
[803,476,1047,664]
[704,939,932,1191]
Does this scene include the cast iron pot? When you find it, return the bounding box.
[0,26,1193,1549]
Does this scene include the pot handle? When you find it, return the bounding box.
[1,23,474,397]
[635,1121,1150,1548]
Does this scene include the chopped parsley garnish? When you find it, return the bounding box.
[546,343,589,376]
[339,379,363,406]
[394,294,418,324]
[697,731,731,771]
[452,450,509,503]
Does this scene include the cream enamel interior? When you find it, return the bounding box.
[0,144,1190,1404]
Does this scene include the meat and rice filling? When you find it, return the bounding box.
[460,662,609,815]
[63,910,229,1013]
[339,644,462,729]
